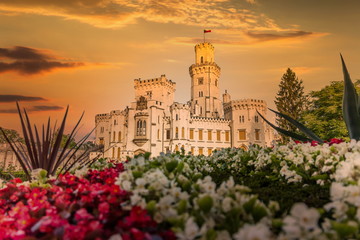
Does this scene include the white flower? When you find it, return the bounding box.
[233,223,272,240]
[176,217,200,240]
[222,197,232,212]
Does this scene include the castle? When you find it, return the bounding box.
[94,42,274,160]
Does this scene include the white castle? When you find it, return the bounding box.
[94,42,274,160]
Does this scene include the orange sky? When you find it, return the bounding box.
[1,0,360,139]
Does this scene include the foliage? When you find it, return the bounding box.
[2,141,360,239]
[0,163,174,239]
[0,127,23,144]
[275,68,308,142]
[0,103,93,179]
[301,80,360,141]
[264,57,360,143]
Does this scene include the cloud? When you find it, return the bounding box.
[169,30,328,46]
[246,30,314,41]
[0,105,64,114]
[0,0,293,31]
[0,95,47,103]
[0,46,84,75]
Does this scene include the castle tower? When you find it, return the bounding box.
[189,42,223,118]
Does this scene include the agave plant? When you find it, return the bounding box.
[0,103,94,179]
[258,55,359,142]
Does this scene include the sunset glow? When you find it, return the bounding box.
[1,0,360,138]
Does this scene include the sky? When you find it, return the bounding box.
[1,0,360,139]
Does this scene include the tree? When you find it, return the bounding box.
[275,68,307,142]
[301,80,360,141]
[0,127,23,144]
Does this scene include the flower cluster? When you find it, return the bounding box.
[0,163,174,239]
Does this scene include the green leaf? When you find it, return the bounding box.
[332,221,358,238]
[252,205,268,222]
[166,160,178,172]
[341,54,360,140]
[198,195,213,213]
[257,110,311,142]
[268,108,323,143]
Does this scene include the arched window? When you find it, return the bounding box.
[201,56,204,63]
[142,120,146,136]
[118,131,121,142]
[136,120,142,136]
[157,129,160,140]
[117,147,121,159]
[175,127,179,138]
[114,119,117,125]
[176,114,179,120]
[215,79,218,87]
[181,127,185,138]
[113,131,116,142]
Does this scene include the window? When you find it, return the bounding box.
[217,130,221,141]
[190,129,194,139]
[175,127,179,138]
[166,129,171,139]
[112,148,115,158]
[201,56,204,63]
[200,107,203,115]
[215,79,218,87]
[136,120,146,136]
[239,130,246,140]
[239,116,245,123]
[175,145,179,152]
[198,77,204,85]
[225,131,230,142]
[117,147,121,159]
[113,131,116,142]
[199,91,204,97]
[100,127,104,133]
[199,129,203,140]
[182,127,185,138]
[99,138,104,145]
[114,119,117,125]
[208,130,212,141]
[191,147,194,154]
[199,148,203,155]
[146,91,152,99]
[255,129,260,140]
[255,116,259,123]
[208,148,212,156]
[176,114,179,120]
[157,129,160,140]
[118,131,122,142]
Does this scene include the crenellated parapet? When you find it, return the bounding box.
[134,74,176,91]
[95,113,110,123]
[190,116,231,124]
[189,63,220,78]
[224,99,267,113]
[171,102,190,111]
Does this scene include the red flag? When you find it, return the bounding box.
[204,30,211,33]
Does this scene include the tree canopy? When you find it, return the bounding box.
[0,127,23,144]
[275,68,308,142]
[301,80,360,141]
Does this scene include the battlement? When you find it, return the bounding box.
[224,98,267,112]
[134,74,176,89]
[95,113,110,122]
[190,116,230,124]
[195,42,214,50]
[189,62,220,77]
[171,102,190,111]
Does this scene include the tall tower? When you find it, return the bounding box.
[189,42,223,118]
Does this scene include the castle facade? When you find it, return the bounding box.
[94,42,274,160]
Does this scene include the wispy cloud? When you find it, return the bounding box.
[0,95,47,103]
[0,46,84,75]
[0,0,298,31]
[0,105,64,114]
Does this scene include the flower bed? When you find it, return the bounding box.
[2,141,360,239]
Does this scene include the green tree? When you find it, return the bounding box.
[301,80,360,141]
[0,127,23,143]
[275,68,308,142]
